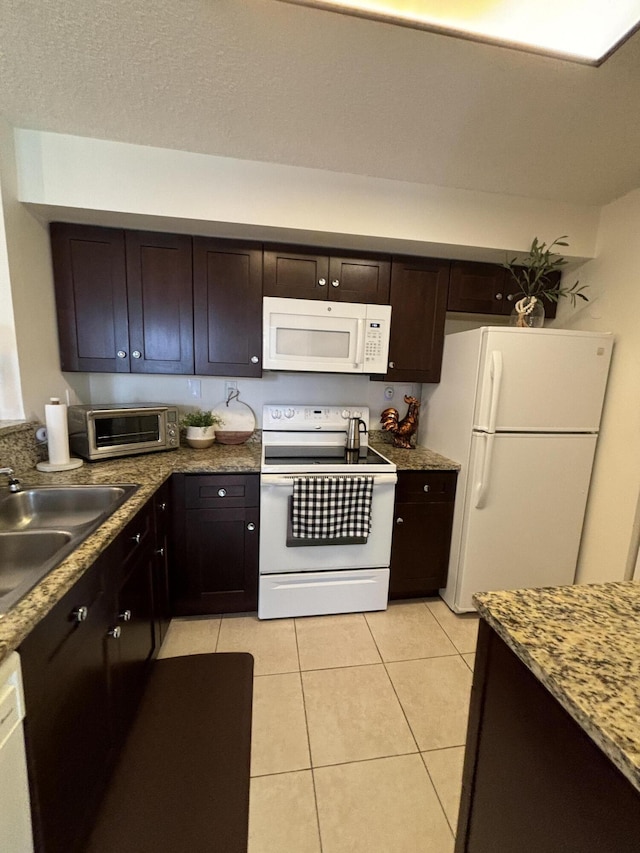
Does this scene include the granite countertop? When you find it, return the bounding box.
[474,582,640,793]
[0,436,458,664]
[369,433,460,471]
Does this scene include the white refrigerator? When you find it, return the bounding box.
[420,327,613,612]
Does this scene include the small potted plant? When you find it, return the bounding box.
[181,410,223,449]
[503,236,589,327]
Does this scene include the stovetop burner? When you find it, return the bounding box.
[263,446,394,468]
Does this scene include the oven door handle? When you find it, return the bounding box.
[261,473,398,486]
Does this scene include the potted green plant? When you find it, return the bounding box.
[181,409,223,449]
[503,236,589,327]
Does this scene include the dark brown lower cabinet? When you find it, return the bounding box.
[171,473,259,615]
[456,621,640,853]
[20,557,112,853]
[151,481,172,648]
[20,497,161,853]
[389,470,457,599]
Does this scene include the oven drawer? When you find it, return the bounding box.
[259,569,390,619]
[185,474,259,509]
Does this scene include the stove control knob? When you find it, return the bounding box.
[284,408,295,419]
[271,409,282,420]
[341,409,351,419]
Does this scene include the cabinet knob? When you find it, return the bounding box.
[116,350,127,359]
[389,361,395,369]
[108,626,121,639]
[396,517,404,524]
[423,484,430,492]
[131,533,141,545]
[251,355,259,364]
[318,278,327,286]
[495,293,503,300]
[217,488,227,497]
[506,293,515,301]
[247,522,256,531]
[132,350,142,359]
[331,279,340,287]
[159,502,167,511]
[119,609,132,622]
[155,547,165,557]
[73,605,89,623]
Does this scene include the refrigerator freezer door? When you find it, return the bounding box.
[474,329,613,433]
[445,432,598,612]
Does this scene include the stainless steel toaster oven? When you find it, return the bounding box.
[67,403,179,461]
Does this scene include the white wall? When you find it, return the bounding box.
[16,130,601,262]
[0,159,23,420]
[555,189,640,583]
[88,372,420,428]
[0,120,89,422]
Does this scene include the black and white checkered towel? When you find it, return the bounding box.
[291,476,374,540]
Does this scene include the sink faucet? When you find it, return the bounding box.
[0,468,22,493]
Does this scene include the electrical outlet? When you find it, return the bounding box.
[225,380,238,399]
[384,386,394,400]
[187,379,201,399]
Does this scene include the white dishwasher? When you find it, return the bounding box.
[0,652,34,852]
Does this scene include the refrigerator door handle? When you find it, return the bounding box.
[474,433,495,509]
[487,351,503,433]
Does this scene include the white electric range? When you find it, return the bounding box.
[258,405,397,619]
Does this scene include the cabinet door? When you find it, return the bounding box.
[180,506,259,615]
[152,482,172,649]
[193,238,263,376]
[389,471,457,600]
[106,548,155,742]
[263,246,330,299]
[448,261,507,315]
[328,255,390,303]
[20,557,112,853]
[125,231,194,374]
[380,257,449,383]
[50,223,130,372]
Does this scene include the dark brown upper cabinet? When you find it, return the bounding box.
[51,224,194,374]
[447,261,508,315]
[193,238,263,376]
[374,256,450,384]
[263,246,390,303]
[448,260,557,319]
[51,223,130,372]
[125,231,194,374]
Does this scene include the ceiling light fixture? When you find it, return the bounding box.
[277,0,640,65]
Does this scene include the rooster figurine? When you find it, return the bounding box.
[380,395,421,449]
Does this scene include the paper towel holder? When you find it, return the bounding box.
[36,397,84,472]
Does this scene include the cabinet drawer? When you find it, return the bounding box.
[120,501,154,555]
[395,470,457,503]
[185,474,259,509]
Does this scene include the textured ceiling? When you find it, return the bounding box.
[2,0,640,206]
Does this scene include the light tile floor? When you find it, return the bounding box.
[158,598,479,853]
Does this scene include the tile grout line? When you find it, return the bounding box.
[294,619,324,853]
[365,605,465,841]
[419,752,457,841]
[361,611,423,756]
[213,615,222,652]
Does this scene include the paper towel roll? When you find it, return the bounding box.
[45,398,71,466]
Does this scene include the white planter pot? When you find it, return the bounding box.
[185,425,216,449]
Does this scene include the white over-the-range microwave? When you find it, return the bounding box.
[262,296,392,374]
